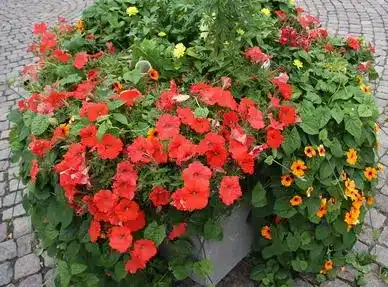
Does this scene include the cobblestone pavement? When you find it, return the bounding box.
[0,0,387,287]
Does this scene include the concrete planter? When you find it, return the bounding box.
[190,203,253,286]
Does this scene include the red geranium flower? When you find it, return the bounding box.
[156,80,179,111]
[124,210,146,232]
[234,152,254,175]
[177,107,210,134]
[198,133,228,167]
[118,89,142,107]
[106,42,115,54]
[29,137,52,157]
[33,22,47,34]
[168,135,197,165]
[266,128,284,149]
[109,226,133,253]
[125,239,157,274]
[30,159,39,182]
[52,50,70,62]
[125,255,146,274]
[73,52,89,69]
[238,98,256,118]
[113,181,137,200]
[171,182,210,211]
[127,137,168,164]
[347,37,360,51]
[223,111,239,127]
[79,125,98,147]
[219,176,242,206]
[88,219,101,242]
[275,10,287,20]
[156,114,181,140]
[279,105,296,126]
[277,83,292,100]
[40,31,57,53]
[93,190,118,213]
[182,161,212,184]
[97,134,123,160]
[79,102,109,121]
[72,80,96,100]
[149,186,170,207]
[247,106,265,130]
[115,199,140,222]
[168,223,187,240]
[244,46,272,64]
[325,44,334,53]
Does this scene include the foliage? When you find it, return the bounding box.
[9,0,382,286]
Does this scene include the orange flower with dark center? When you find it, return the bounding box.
[346,148,357,165]
[317,144,326,157]
[304,146,316,158]
[367,196,374,206]
[261,225,272,240]
[340,171,347,181]
[320,260,334,274]
[147,128,158,140]
[290,195,303,206]
[316,198,327,218]
[281,173,293,187]
[75,19,85,32]
[291,160,307,177]
[364,167,377,181]
[113,81,123,93]
[148,68,160,81]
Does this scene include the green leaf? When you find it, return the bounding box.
[108,100,125,111]
[193,259,213,279]
[299,115,320,135]
[331,87,353,101]
[71,263,87,275]
[317,107,332,128]
[144,221,166,246]
[58,260,71,287]
[274,198,297,218]
[85,273,100,287]
[281,127,301,155]
[330,138,343,158]
[114,262,127,281]
[112,113,128,125]
[300,231,312,246]
[331,105,344,124]
[286,233,300,251]
[264,156,274,165]
[171,261,193,280]
[315,224,330,240]
[251,182,267,207]
[31,114,50,136]
[97,122,108,140]
[305,92,322,104]
[319,160,333,180]
[194,107,209,118]
[204,220,223,241]
[123,69,142,84]
[344,113,362,140]
[291,259,308,272]
[60,74,82,86]
[358,104,373,117]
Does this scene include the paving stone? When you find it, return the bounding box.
[0,240,16,262]
[0,261,13,286]
[0,181,6,197]
[19,273,42,287]
[375,193,388,214]
[2,191,22,207]
[0,223,7,242]
[14,253,41,280]
[352,240,369,253]
[365,208,387,229]
[2,203,26,220]
[320,278,352,287]
[12,216,32,238]
[16,233,35,257]
[364,272,387,287]
[337,266,357,282]
[359,225,375,246]
[42,251,56,268]
[372,244,388,267]
[43,268,57,287]
[378,226,388,247]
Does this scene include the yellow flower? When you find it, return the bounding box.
[377,163,385,172]
[316,198,327,218]
[306,186,314,197]
[320,260,333,274]
[346,148,357,165]
[360,84,371,95]
[261,8,271,16]
[289,0,295,5]
[317,145,326,157]
[290,195,303,206]
[75,19,85,32]
[281,174,294,187]
[293,59,303,69]
[127,6,139,16]
[304,146,316,158]
[291,160,307,177]
[364,167,377,181]
[236,28,245,35]
[356,75,363,84]
[158,31,167,37]
[344,178,356,191]
[173,43,186,58]
[375,123,380,133]
[261,226,272,240]
[367,196,374,206]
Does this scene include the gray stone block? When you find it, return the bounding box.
[14,253,41,279]
[337,266,357,282]
[17,233,35,257]
[365,208,386,229]
[364,272,387,287]
[0,223,7,242]
[43,269,57,287]
[379,226,388,247]
[359,225,374,245]
[2,203,26,220]
[13,216,31,238]
[375,194,388,214]
[0,261,13,286]
[2,191,22,207]
[352,241,369,253]
[372,244,388,267]
[0,240,16,262]
[19,273,42,287]
[190,204,253,286]
[320,278,352,287]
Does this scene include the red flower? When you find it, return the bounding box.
[33,22,47,34]
[149,186,170,207]
[369,43,376,54]
[325,44,334,53]
[279,105,296,126]
[125,239,157,274]
[223,111,239,127]
[171,182,210,211]
[88,220,101,242]
[29,137,52,157]
[118,89,142,107]
[109,226,133,253]
[198,133,228,167]
[277,83,292,100]
[247,106,265,130]
[244,46,272,64]
[266,128,284,149]
[114,161,138,183]
[127,137,167,164]
[113,181,137,200]
[234,152,254,174]
[358,61,370,72]
[238,98,256,118]
[73,52,89,69]
[72,80,96,100]
[30,160,39,182]
[275,10,287,20]
[347,37,360,51]
[124,210,146,232]
[182,161,212,184]
[97,134,123,160]
[156,80,178,111]
[125,255,146,274]
[156,114,181,140]
[115,199,140,222]
[106,42,115,54]
[80,102,109,121]
[177,107,210,134]
[87,69,99,81]
[168,223,187,240]
[93,190,118,213]
[79,125,98,147]
[40,31,57,53]
[219,176,242,206]
[52,50,70,62]
[168,135,197,164]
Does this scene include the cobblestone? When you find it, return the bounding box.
[372,245,388,267]
[12,216,32,238]
[0,261,13,286]
[14,253,41,280]
[18,273,42,287]
[16,233,35,257]
[365,208,387,229]
[0,240,16,262]
[0,223,7,242]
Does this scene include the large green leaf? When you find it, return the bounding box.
[281,127,301,155]
[344,113,362,140]
[331,105,344,124]
[203,220,223,241]
[58,260,71,287]
[144,221,166,246]
[193,259,213,278]
[31,114,50,136]
[274,198,297,218]
[251,182,267,207]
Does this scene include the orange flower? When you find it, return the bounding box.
[281,173,294,187]
[290,160,307,177]
[345,178,356,191]
[320,260,333,274]
[340,171,347,181]
[148,68,160,81]
[304,146,316,158]
[367,196,374,206]
[113,81,123,93]
[147,128,158,140]
[346,148,357,165]
[377,163,384,172]
[316,198,327,218]
[274,216,284,224]
[59,123,70,137]
[364,167,377,181]
[317,144,326,157]
[290,195,303,206]
[261,225,272,240]
[75,19,85,32]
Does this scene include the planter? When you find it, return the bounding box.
[190,203,253,286]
